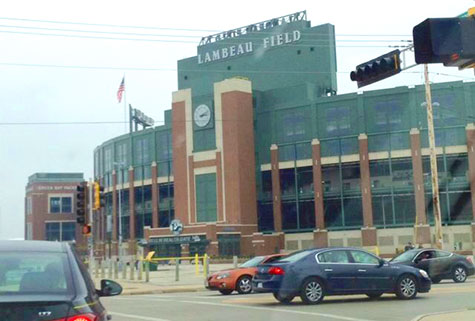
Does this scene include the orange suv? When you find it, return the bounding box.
[205,254,286,295]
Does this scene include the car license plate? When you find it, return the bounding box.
[257,282,263,288]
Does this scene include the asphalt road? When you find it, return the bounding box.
[101,278,475,321]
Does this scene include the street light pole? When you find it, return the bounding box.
[114,162,125,261]
[424,64,443,250]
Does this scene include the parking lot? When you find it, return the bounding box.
[102,278,475,321]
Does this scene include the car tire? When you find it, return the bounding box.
[431,277,442,284]
[273,292,295,304]
[219,289,233,295]
[452,266,467,283]
[366,292,383,299]
[300,277,325,305]
[236,276,253,294]
[395,274,418,300]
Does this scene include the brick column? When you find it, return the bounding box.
[411,128,431,246]
[270,144,282,232]
[312,139,328,247]
[151,162,159,228]
[465,124,475,253]
[128,166,136,255]
[359,134,377,246]
[112,170,118,256]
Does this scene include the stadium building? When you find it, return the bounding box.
[93,11,475,258]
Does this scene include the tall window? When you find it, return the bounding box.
[134,137,150,165]
[196,174,217,222]
[325,106,351,136]
[26,196,32,215]
[283,111,306,139]
[49,196,72,214]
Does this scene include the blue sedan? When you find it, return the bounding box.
[252,247,431,304]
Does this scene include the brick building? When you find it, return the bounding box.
[93,11,475,258]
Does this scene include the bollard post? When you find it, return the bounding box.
[145,261,150,282]
[138,260,143,281]
[203,254,209,277]
[233,255,238,269]
[114,260,119,279]
[108,259,112,279]
[195,254,199,276]
[122,260,127,279]
[175,259,179,282]
[130,260,135,281]
[94,259,99,278]
[100,260,105,279]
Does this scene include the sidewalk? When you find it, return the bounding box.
[93,262,234,295]
[415,309,475,321]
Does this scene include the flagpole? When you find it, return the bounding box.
[123,75,127,133]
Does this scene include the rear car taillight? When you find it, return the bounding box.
[467,256,474,266]
[66,314,98,321]
[268,266,285,275]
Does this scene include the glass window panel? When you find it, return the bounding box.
[343,197,362,227]
[50,197,61,213]
[261,171,272,200]
[282,202,297,230]
[280,168,295,197]
[322,165,341,195]
[45,222,60,241]
[258,203,274,232]
[61,222,76,241]
[324,198,343,228]
[350,250,379,264]
[341,163,360,193]
[298,200,315,229]
[394,194,416,225]
[448,192,472,223]
[61,197,72,213]
[297,167,313,196]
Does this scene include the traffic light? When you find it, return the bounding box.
[82,224,91,236]
[76,182,87,225]
[350,50,401,88]
[413,17,475,69]
[93,181,105,210]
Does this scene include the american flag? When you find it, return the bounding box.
[117,77,125,103]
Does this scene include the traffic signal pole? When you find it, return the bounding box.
[423,64,443,250]
[88,178,94,274]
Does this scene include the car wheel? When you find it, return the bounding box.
[431,277,441,284]
[395,275,418,300]
[300,278,325,305]
[452,266,467,283]
[236,276,253,294]
[366,292,383,299]
[219,289,233,295]
[273,292,295,304]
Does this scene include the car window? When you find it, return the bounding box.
[415,250,436,262]
[278,250,311,263]
[239,256,264,267]
[264,255,285,264]
[435,250,451,258]
[350,250,380,264]
[0,251,72,295]
[317,250,350,263]
[390,250,418,263]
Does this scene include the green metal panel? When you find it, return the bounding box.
[178,22,337,97]
[195,173,217,222]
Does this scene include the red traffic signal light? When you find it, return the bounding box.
[82,224,91,236]
[350,50,401,88]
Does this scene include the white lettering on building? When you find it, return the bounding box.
[197,30,300,64]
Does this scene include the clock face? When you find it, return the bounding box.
[194,104,211,127]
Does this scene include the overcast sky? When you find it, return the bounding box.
[0,0,474,239]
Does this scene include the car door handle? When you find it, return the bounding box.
[324,268,333,272]
[358,269,367,272]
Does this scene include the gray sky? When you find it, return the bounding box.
[0,0,474,239]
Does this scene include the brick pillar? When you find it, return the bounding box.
[271,144,282,232]
[151,162,159,228]
[128,166,136,255]
[465,124,475,254]
[112,170,118,256]
[359,134,377,246]
[411,128,431,246]
[312,139,328,247]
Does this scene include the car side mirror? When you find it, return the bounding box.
[97,279,123,297]
[378,259,385,267]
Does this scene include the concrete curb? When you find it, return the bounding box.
[122,286,206,296]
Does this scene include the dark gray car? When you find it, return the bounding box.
[0,240,122,321]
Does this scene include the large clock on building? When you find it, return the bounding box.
[194,104,211,127]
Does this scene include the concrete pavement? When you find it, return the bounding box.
[101,279,475,321]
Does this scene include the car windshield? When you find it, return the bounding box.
[0,251,73,295]
[390,250,419,263]
[239,256,264,268]
[276,250,311,263]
